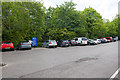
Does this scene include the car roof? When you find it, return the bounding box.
[2,41,12,42]
[20,41,29,42]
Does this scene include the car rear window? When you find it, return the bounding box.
[21,41,29,44]
[74,39,78,41]
[106,38,110,39]
[82,38,87,40]
[3,42,11,44]
[50,40,56,43]
[63,40,68,42]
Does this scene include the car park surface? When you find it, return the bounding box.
[2,41,118,78]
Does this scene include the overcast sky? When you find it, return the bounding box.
[37,0,119,21]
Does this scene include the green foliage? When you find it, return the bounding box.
[2,2,45,47]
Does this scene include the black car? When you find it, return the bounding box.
[87,39,97,45]
[57,40,70,47]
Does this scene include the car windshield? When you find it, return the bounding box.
[89,39,93,41]
[3,42,11,44]
[49,40,56,43]
[82,38,87,40]
[71,40,75,42]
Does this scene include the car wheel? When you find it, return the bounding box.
[2,49,5,52]
[46,45,49,48]
[18,47,21,50]
[42,45,44,48]
[12,49,14,51]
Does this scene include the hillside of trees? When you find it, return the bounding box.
[2,1,119,47]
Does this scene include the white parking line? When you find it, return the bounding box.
[109,68,120,80]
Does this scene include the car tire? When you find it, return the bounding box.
[42,45,44,48]
[12,49,14,51]
[2,49,5,52]
[18,47,21,50]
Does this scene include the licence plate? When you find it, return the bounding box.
[66,44,68,45]
[53,45,55,46]
[25,44,28,46]
[5,47,10,49]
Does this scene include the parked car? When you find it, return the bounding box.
[105,37,113,42]
[92,39,99,44]
[57,40,70,47]
[112,36,118,42]
[68,40,77,46]
[74,37,88,45]
[0,41,14,51]
[42,40,57,48]
[93,39,101,44]
[16,41,31,50]
[87,39,97,45]
[99,38,107,43]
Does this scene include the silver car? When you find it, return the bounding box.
[16,41,31,50]
[42,40,57,48]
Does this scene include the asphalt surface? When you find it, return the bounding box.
[1,41,119,78]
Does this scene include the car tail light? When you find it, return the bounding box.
[10,43,14,46]
[68,42,69,43]
[62,42,65,43]
[49,42,52,44]
[81,41,82,43]
[71,41,73,43]
[20,44,23,45]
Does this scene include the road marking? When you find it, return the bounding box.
[109,68,120,80]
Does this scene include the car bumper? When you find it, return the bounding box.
[21,46,31,49]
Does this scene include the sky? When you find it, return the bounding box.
[37,0,120,21]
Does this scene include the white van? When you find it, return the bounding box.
[74,37,88,45]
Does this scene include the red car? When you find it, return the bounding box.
[0,41,14,51]
[105,37,113,42]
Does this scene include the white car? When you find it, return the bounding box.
[42,40,57,48]
[113,36,118,42]
[93,39,98,44]
[93,39,101,44]
[74,37,88,45]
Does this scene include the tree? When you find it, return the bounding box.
[82,7,103,38]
